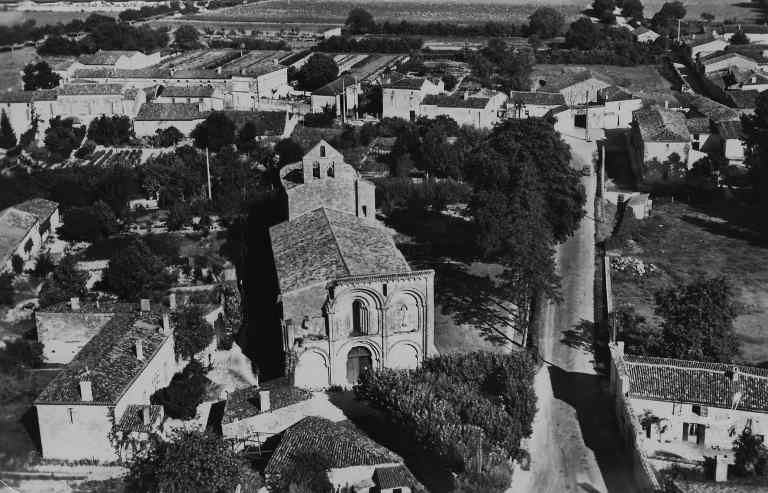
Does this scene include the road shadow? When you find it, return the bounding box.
[21,406,41,453]
[548,365,639,493]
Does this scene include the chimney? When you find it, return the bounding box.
[142,405,151,426]
[140,299,151,312]
[135,339,144,361]
[162,312,171,335]
[79,375,93,402]
[259,390,271,413]
[169,292,177,310]
[70,297,80,311]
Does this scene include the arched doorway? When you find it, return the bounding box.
[295,351,330,389]
[388,343,419,370]
[346,346,372,384]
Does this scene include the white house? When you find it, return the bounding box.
[154,85,224,111]
[310,75,361,117]
[508,91,565,118]
[630,107,691,168]
[717,120,746,166]
[0,198,59,274]
[687,37,729,58]
[419,91,507,129]
[133,102,207,137]
[699,52,759,75]
[721,24,768,44]
[382,76,444,121]
[634,26,660,43]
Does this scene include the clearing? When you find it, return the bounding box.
[0,47,36,92]
[610,200,768,366]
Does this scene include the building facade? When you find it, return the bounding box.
[382,77,444,121]
[0,198,59,274]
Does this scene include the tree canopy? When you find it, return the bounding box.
[621,0,644,22]
[191,112,236,152]
[592,0,617,23]
[38,255,88,308]
[294,54,339,91]
[45,117,85,162]
[103,238,173,300]
[565,18,604,50]
[345,8,376,34]
[173,24,202,50]
[0,110,17,150]
[743,90,768,231]
[87,115,133,146]
[734,427,768,477]
[58,201,119,242]
[150,359,208,419]
[731,29,750,45]
[125,430,261,492]
[172,304,214,359]
[527,7,565,38]
[22,61,61,90]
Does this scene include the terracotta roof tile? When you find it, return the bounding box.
[422,94,491,109]
[509,91,565,106]
[135,102,206,121]
[58,84,124,96]
[633,108,691,142]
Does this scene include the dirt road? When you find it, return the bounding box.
[511,133,639,493]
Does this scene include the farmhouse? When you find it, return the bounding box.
[34,311,175,461]
[265,417,423,492]
[687,37,729,58]
[0,198,60,274]
[310,75,361,118]
[133,102,207,137]
[508,91,565,118]
[698,52,759,75]
[634,26,660,43]
[610,342,768,467]
[270,142,436,389]
[382,76,444,121]
[721,24,768,44]
[419,91,507,129]
[630,107,691,171]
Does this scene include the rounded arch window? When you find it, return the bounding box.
[352,299,369,335]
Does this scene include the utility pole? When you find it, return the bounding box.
[205,147,212,200]
[677,18,682,43]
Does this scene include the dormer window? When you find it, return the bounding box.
[320,145,326,158]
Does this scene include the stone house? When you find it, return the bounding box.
[0,198,59,274]
[310,75,361,117]
[265,416,423,492]
[687,37,729,58]
[153,85,224,111]
[717,120,746,166]
[630,107,691,169]
[610,343,768,462]
[634,26,660,43]
[699,52,759,75]
[721,24,768,44]
[382,77,444,121]
[133,102,207,137]
[508,91,565,119]
[74,50,161,72]
[34,311,175,461]
[419,91,507,129]
[278,140,375,221]
[270,142,436,389]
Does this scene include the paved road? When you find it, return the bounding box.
[511,133,639,493]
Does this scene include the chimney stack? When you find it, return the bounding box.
[169,292,177,310]
[140,299,151,312]
[259,390,271,413]
[70,297,80,311]
[79,375,93,402]
[162,312,171,335]
[142,405,151,426]
[135,339,144,361]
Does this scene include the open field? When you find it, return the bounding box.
[0,10,115,26]
[0,47,36,91]
[610,201,768,366]
[199,0,763,25]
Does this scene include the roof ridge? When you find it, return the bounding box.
[323,208,352,277]
[626,356,768,377]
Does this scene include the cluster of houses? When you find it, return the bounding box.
[0,198,60,274]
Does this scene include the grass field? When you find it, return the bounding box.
[0,10,115,26]
[610,201,768,366]
[0,47,36,91]
[201,0,763,25]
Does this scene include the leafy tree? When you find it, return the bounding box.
[442,73,458,91]
[103,238,173,300]
[700,12,715,22]
[566,18,603,49]
[75,140,96,159]
[236,120,259,154]
[345,7,376,34]
[0,110,17,150]
[58,201,119,242]
[621,0,644,22]
[87,115,133,146]
[45,116,85,162]
[592,0,617,22]
[150,359,208,419]
[527,7,565,38]
[22,61,61,90]
[743,90,768,229]
[734,428,768,477]
[125,429,261,492]
[11,255,23,274]
[611,305,660,355]
[654,277,739,363]
[651,1,686,34]
[173,24,202,50]
[172,305,214,360]
[165,202,193,231]
[0,337,43,372]
[38,255,87,307]
[154,126,184,148]
[274,138,305,166]
[191,112,236,152]
[0,273,14,306]
[32,252,55,278]
[270,451,334,493]
[294,54,339,91]
[731,29,750,45]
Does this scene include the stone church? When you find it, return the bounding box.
[270,141,436,389]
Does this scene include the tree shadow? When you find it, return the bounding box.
[548,366,640,493]
[681,214,768,247]
[21,406,41,453]
[383,208,478,264]
[326,390,455,492]
[561,319,595,352]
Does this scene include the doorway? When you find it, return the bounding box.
[346,346,373,384]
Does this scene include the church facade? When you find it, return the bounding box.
[270,141,436,389]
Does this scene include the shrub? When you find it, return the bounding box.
[11,254,23,274]
[302,109,336,127]
[87,115,133,146]
[150,359,208,420]
[172,305,214,359]
[0,337,43,372]
[32,252,56,278]
[75,140,96,159]
[734,427,768,477]
[376,177,472,215]
[0,273,14,306]
[154,127,183,148]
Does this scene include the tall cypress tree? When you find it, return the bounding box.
[0,110,17,150]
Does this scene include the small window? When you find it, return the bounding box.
[312,161,320,178]
[67,408,74,424]
[362,205,367,217]
[320,145,326,158]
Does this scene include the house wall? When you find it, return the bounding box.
[326,464,402,491]
[114,336,175,419]
[642,141,690,164]
[602,99,644,129]
[155,95,223,111]
[725,32,768,44]
[690,40,729,58]
[311,94,337,114]
[724,138,746,165]
[560,78,611,106]
[36,404,116,461]
[382,87,426,120]
[134,118,203,137]
[509,103,560,119]
[419,104,500,129]
[703,57,758,75]
[36,312,115,364]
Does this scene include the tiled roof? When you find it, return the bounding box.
[78,50,140,66]
[73,68,230,80]
[723,24,768,34]
[726,89,759,108]
[159,85,216,99]
[685,116,711,135]
[37,300,139,314]
[264,417,402,475]
[687,36,725,48]
[623,355,768,413]
[382,77,427,90]
[599,85,636,102]
[634,26,655,35]
[35,313,170,405]
[269,207,411,294]
[422,94,491,109]
[373,465,419,490]
[313,75,357,97]
[0,207,38,267]
[116,404,163,432]
[509,91,565,106]
[701,52,757,67]
[681,94,741,123]
[0,90,58,103]
[135,102,206,121]
[717,120,744,140]
[12,198,58,222]
[633,108,690,142]
[58,84,124,96]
